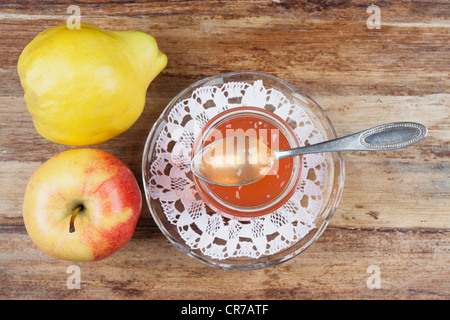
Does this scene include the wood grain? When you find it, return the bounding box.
[0,0,448,300]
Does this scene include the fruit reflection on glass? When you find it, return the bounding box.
[17,23,167,145]
[22,149,142,262]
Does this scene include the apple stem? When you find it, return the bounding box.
[69,205,83,233]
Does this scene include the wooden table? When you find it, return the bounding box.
[0,1,448,300]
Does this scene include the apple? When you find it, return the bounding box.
[23,148,142,261]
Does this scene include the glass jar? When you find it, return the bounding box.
[192,106,302,220]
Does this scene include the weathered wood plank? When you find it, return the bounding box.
[0,0,449,22]
[0,15,449,97]
[0,223,448,299]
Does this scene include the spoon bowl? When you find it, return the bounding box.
[191,136,275,187]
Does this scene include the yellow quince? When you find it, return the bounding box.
[18,23,167,145]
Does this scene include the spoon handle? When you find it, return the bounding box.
[275,122,428,160]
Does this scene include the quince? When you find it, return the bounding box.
[18,23,167,145]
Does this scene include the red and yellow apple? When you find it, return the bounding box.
[23,148,142,261]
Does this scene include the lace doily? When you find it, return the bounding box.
[147,80,327,260]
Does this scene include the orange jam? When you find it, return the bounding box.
[192,107,301,220]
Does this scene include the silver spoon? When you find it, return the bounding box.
[191,122,427,187]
